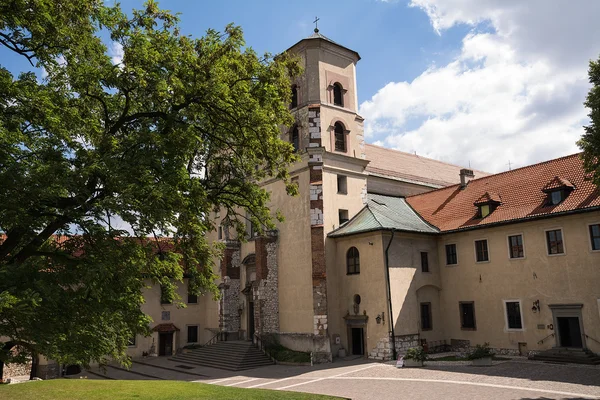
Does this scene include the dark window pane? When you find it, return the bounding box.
[334,122,345,152]
[446,244,457,265]
[347,247,360,274]
[590,224,600,251]
[506,302,522,329]
[508,235,524,258]
[188,290,198,304]
[475,240,489,262]
[160,286,171,304]
[333,83,343,106]
[420,303,432,330]
[291,85,298,108]
[187,326,198,343]
[291,126,300,152]
[546,229,564,254]
[421,252,429,273]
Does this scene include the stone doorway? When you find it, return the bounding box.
[158,332,174,356]
[351,328,365,356]
[549,304,586,349]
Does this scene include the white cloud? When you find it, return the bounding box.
[361,0,600,172]
[109,41,124,66]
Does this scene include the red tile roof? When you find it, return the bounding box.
[542,176,575,192]
[474,192,502,205]
[365,144,489,187]
[152,323,180,333]
[406,153,600,232]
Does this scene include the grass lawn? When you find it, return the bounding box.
[0,379,341,400]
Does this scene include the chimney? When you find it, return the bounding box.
[460,168,475,188]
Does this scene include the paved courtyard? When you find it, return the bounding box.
[83,357,600,400]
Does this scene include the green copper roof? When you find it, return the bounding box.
[328,193,439,237]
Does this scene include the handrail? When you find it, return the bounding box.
[203,332,219,347]
[537,333,555,345]
[585,334,600,346]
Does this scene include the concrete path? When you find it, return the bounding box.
[81,357,600,400]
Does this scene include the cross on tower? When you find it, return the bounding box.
[313,16,320,33]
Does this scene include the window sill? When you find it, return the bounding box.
[337,191,348,195]
[509,256,526,260]
[346,272,360,276]
[547,252,566,257]
[505,328,524,332]
[421,328,433,332]
[461,327,477,331]
[446,263,458,267]
[475,260,490,264]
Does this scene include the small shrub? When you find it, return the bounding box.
[404,346,428,362]
[467,342,495,360]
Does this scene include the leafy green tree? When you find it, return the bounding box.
[579,56,600,182]
[0,0,299,375]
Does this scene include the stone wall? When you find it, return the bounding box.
[220,243,241,335]
[449,339,520,356]
[255,239,279,333]
[368,333,420,361]
[2,361,31,381]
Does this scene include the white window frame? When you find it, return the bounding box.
[186,325,199,344]
[503,299,525,332]
[587,222,600,253]
[506,232,526,260]
[445,242,458,266]
[544,227,566,256]
[473,238,490,264]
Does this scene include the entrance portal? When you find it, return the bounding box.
[557,317,583,348]
[351,328,364,356]
[159,332,173,356]
[549,304,585,349]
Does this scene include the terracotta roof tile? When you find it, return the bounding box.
[365,144,489,187]
[152,323,180,333]
[406,153,600,232]
[542,176,575,192]
[474,192,502,205]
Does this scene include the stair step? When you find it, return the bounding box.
[168,341,273,371]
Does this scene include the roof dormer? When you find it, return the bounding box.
[542,176,575,206]
[474,192,501,218]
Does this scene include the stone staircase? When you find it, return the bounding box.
[529,348,600,365]
[169,341,274,371]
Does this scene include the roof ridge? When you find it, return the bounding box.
[365,143,488,174]
[407,152,585,200]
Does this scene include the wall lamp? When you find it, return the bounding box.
[531,300,540,313]
[376,312,385,325]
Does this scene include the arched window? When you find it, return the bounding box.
[290,85,298,109]
[347,247,360,275]
[333,82,343,107]
[334,122,346,152]
[291,125,300,152]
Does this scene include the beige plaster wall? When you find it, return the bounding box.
[367,175,439,197]
[437,211,600,353]
[328,233,388,356]
[127,278,218,358]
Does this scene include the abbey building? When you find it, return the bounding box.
[131,30,600,364]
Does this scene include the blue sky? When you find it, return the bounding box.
[3,0,600,173]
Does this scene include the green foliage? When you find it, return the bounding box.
[579,56,600,183]
[466,342,495,360]
[0,380,339,399]
[0,1,300,368]
[403,346,428,362]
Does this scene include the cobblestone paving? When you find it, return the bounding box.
[82,357,600,400]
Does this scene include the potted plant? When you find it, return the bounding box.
[403,346,427,367]
[467,342,495,366]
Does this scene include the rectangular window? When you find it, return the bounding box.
[339,209,349,225]
[420,302,432,331]
[161,311,170,321]
[337,175,348,194]
[160,285,171,305]
[590,224,600,251]
[546,229,564,254]
[508,234,524,258]
[459,302,476,330]
[128,335,136,347]
[420,252,429,273]
[475,239,489,262]
[187,325,199,343]
[505,301,523,330]
[218,226,223,240]
[188,285,198,304]
[445,244,457,265]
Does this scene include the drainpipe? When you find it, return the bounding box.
[384,229,397,360]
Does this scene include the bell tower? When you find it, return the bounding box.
[285,27,365,158]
